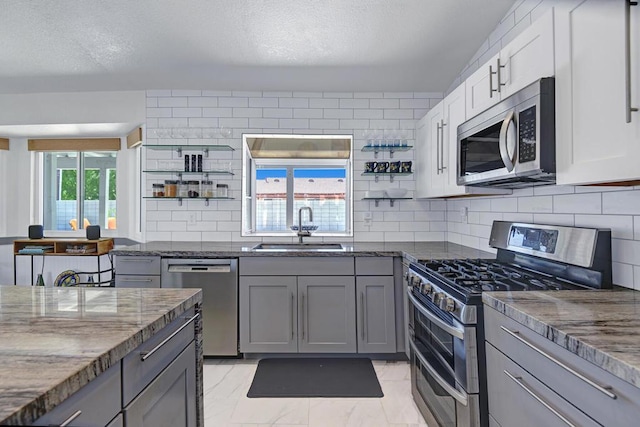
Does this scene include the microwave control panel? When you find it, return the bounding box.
[518,105,537,163]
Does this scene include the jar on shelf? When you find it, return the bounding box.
[178,180,189,198]
[164,180,178,197]
[152,183,165,197]
[188,180,200,198]
[216,183,229,198]
[201,181,214,198]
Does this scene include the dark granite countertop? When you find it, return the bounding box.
[483,290,640,389]
[0,286,202,425]
[110,240,495,261]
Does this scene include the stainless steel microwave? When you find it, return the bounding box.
[457,77,555,188]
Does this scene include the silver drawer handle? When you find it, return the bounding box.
[120,258,154,262]
[121,278,153,282]
[140,313,199,361]
[58,409,82,427]
[500,326,616,399]
[504,370,575,427]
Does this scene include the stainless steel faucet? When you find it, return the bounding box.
[297,206,313,243]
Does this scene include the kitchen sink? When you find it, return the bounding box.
[251,243,345,251]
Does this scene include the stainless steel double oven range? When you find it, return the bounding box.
[406,221,613,427]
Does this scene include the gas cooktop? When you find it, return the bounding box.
[417,258,593,295]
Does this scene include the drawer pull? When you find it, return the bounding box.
[120,258,154,262]
[504,370,576,427]
[500,326,616,399]
[58,409,82,427]
[140,313,199,361]
[121,278,153,282]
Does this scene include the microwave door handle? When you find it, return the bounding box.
[499,110,516,172]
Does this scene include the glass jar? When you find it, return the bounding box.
[164,180,178,197]
[201,181,214,198]
[188,180,200,198]
[178,180,189,198]
[216,183,229,198]
[152,183,165,197]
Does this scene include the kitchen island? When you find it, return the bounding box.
[0,286,203,426]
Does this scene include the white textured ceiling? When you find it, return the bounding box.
[0,0,515,94]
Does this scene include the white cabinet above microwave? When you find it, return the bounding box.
[555,0,640,186]
[465,8,555,119]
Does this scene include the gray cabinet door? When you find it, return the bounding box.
[124,342,197,427]
[356,276,396,353]
[297,276,356,353]
[239,276,298,353]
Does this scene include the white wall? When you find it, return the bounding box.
[144,90,446,242]
[443,0,640,290]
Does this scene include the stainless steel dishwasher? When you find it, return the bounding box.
[161,258,238,356]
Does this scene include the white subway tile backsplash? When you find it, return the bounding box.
[309,119,339,128]
[574,214,634,240]
[202,90,232,96]
[613,262,634,289]
[532,213,574,226]
[612,238,640,265]
[635,266,640,290]
[517,196,552,213]
[339,99,369,109]
[310,98,339,108]
[158,97,188,107]
[219,97,248,108]
[501,212,534,223]
[172,90,202,97]
[249,97,278,107]
[370,99,400,109]
[354,109,383,119]
[202,107,233,117]
[384,109,414,119]
[602,190,640,214]
[491,197,518,212]
[172,107,202,117]
[279,98,309,108]
[533,185,575,196]
[554,193,602,214]
[248,118,279,128]
[147,108,172,118]
[470,199,492,212]
[147,90,172,97]
[263,108,293,118]
[233,108,263,118]
[324,109,353,119]
[279,119,309,129]
[293,91,323,98]
[293,109,323,119]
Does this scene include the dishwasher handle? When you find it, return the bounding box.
[167,265,231,273]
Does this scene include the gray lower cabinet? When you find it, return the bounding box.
[239,276,298,353]
[123,342,197,427]
[356,276,396,353]
[485,305,640,427]
[34,309,199,427]
[239,275,356,353]
[298,276,356,353]
[114,255,161,288]
[33,362,122,427]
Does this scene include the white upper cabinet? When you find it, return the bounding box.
[415,85,510,199]
[466,8,555,119]
[555,0,640,185]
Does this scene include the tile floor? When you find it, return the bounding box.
[203,359,429,427]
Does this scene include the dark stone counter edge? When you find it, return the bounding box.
[110,249,406,258]
[3,291,202,426]
[482,293,640,390]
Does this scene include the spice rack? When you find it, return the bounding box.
[13,238,114,286]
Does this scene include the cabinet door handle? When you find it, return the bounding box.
[301,292,305,341]
[58,409,82,427]
[140,313,199,361]
[360,292,366,340]
[489,64,495,98]
[504,370,576,427]
[500,326,616,399]
[436,121,442,175]
[120,278,153,282]
[440,119,447,173]
[496,57,506,92]
[626,0,639,123]
[291,292,295,341]
[120,258,153,263]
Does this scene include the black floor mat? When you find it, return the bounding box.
[247,358,384,398]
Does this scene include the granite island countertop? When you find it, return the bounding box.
[110,240,495,261]
[483,290,640,389]
[0,286,202,425]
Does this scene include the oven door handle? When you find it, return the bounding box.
[407,289,465,340]
[410,339,469,406]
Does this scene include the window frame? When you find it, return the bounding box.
[242,134,353,238]
[38,151,118,235]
